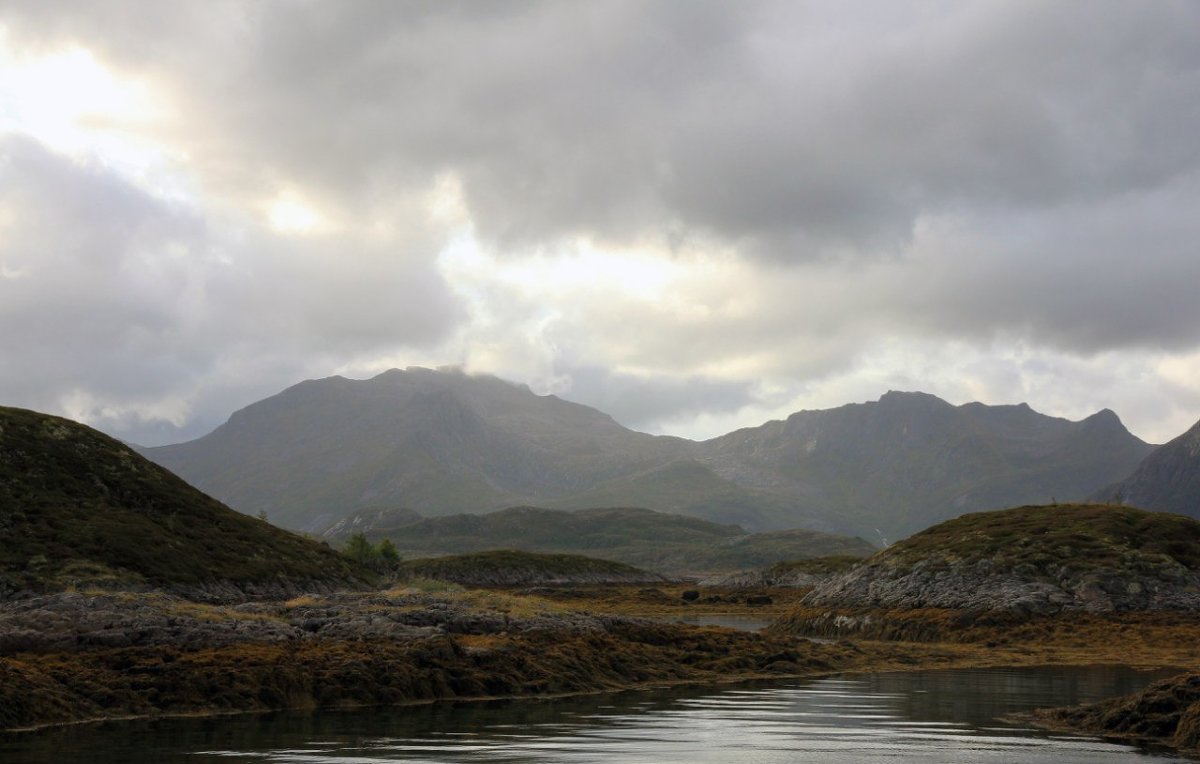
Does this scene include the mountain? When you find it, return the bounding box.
[320,505,877,574]
[1094,417,1200,518]
[143,367,1154,539]
[0,405,367,599]
[146,367,782,531]
[696,391,1155,538]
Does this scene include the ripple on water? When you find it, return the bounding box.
[0,666,1185,763]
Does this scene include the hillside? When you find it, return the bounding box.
[1094,416,1200,519]
[803,504,1200,612]
[0,406,367,599]
[396,550,665,586]
[142,367,1152,539]
[321,505,876,573]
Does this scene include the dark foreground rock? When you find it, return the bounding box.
[1026,672,1200,753]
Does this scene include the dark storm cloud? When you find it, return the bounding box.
[11,1,1194,251]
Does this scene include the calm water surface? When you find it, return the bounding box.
[0,666,1184,763]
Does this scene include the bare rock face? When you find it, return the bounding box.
[803,558,1200,614]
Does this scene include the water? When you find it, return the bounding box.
[0,666,1183,763]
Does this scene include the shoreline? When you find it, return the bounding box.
[4,586,1200,753]
[4,654,1182,737]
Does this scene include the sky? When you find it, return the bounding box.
[1,1,1199,447]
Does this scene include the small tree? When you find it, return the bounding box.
[343,534,401,573]
[344,532,375,566]
[377,538,400,567]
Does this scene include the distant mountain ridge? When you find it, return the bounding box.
[1094,416,1200,518]
[143,367,1156,539]
[320,505,877,574]
[697,391,1155,539]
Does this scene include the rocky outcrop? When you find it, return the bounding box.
[803,557,1200,614]
[798,505,1200,615]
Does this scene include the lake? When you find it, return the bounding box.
[0,666,1183,763]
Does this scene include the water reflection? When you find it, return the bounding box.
[0,666,1183,763]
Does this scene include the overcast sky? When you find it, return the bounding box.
[2,0,1199,447]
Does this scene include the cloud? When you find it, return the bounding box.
[0,135,461,444]
[10,1,1196,259]
[547,364,758,434]
[1,1,1199,446]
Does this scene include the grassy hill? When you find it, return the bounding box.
[396,550,664,586]
[0,406,368,598]
[322,505,876,573]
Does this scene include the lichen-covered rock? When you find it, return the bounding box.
[802,505,1200,613]
[803,559,1200,613]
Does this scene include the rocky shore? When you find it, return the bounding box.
[0,587,866,732]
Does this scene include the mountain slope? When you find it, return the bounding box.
[696,391,1154,538]
[1094,417,1200,518]
[0,406,367,598]
[143,368,1154,539]
[321,505,877,573]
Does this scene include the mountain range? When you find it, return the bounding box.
[143,367,1161,540]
